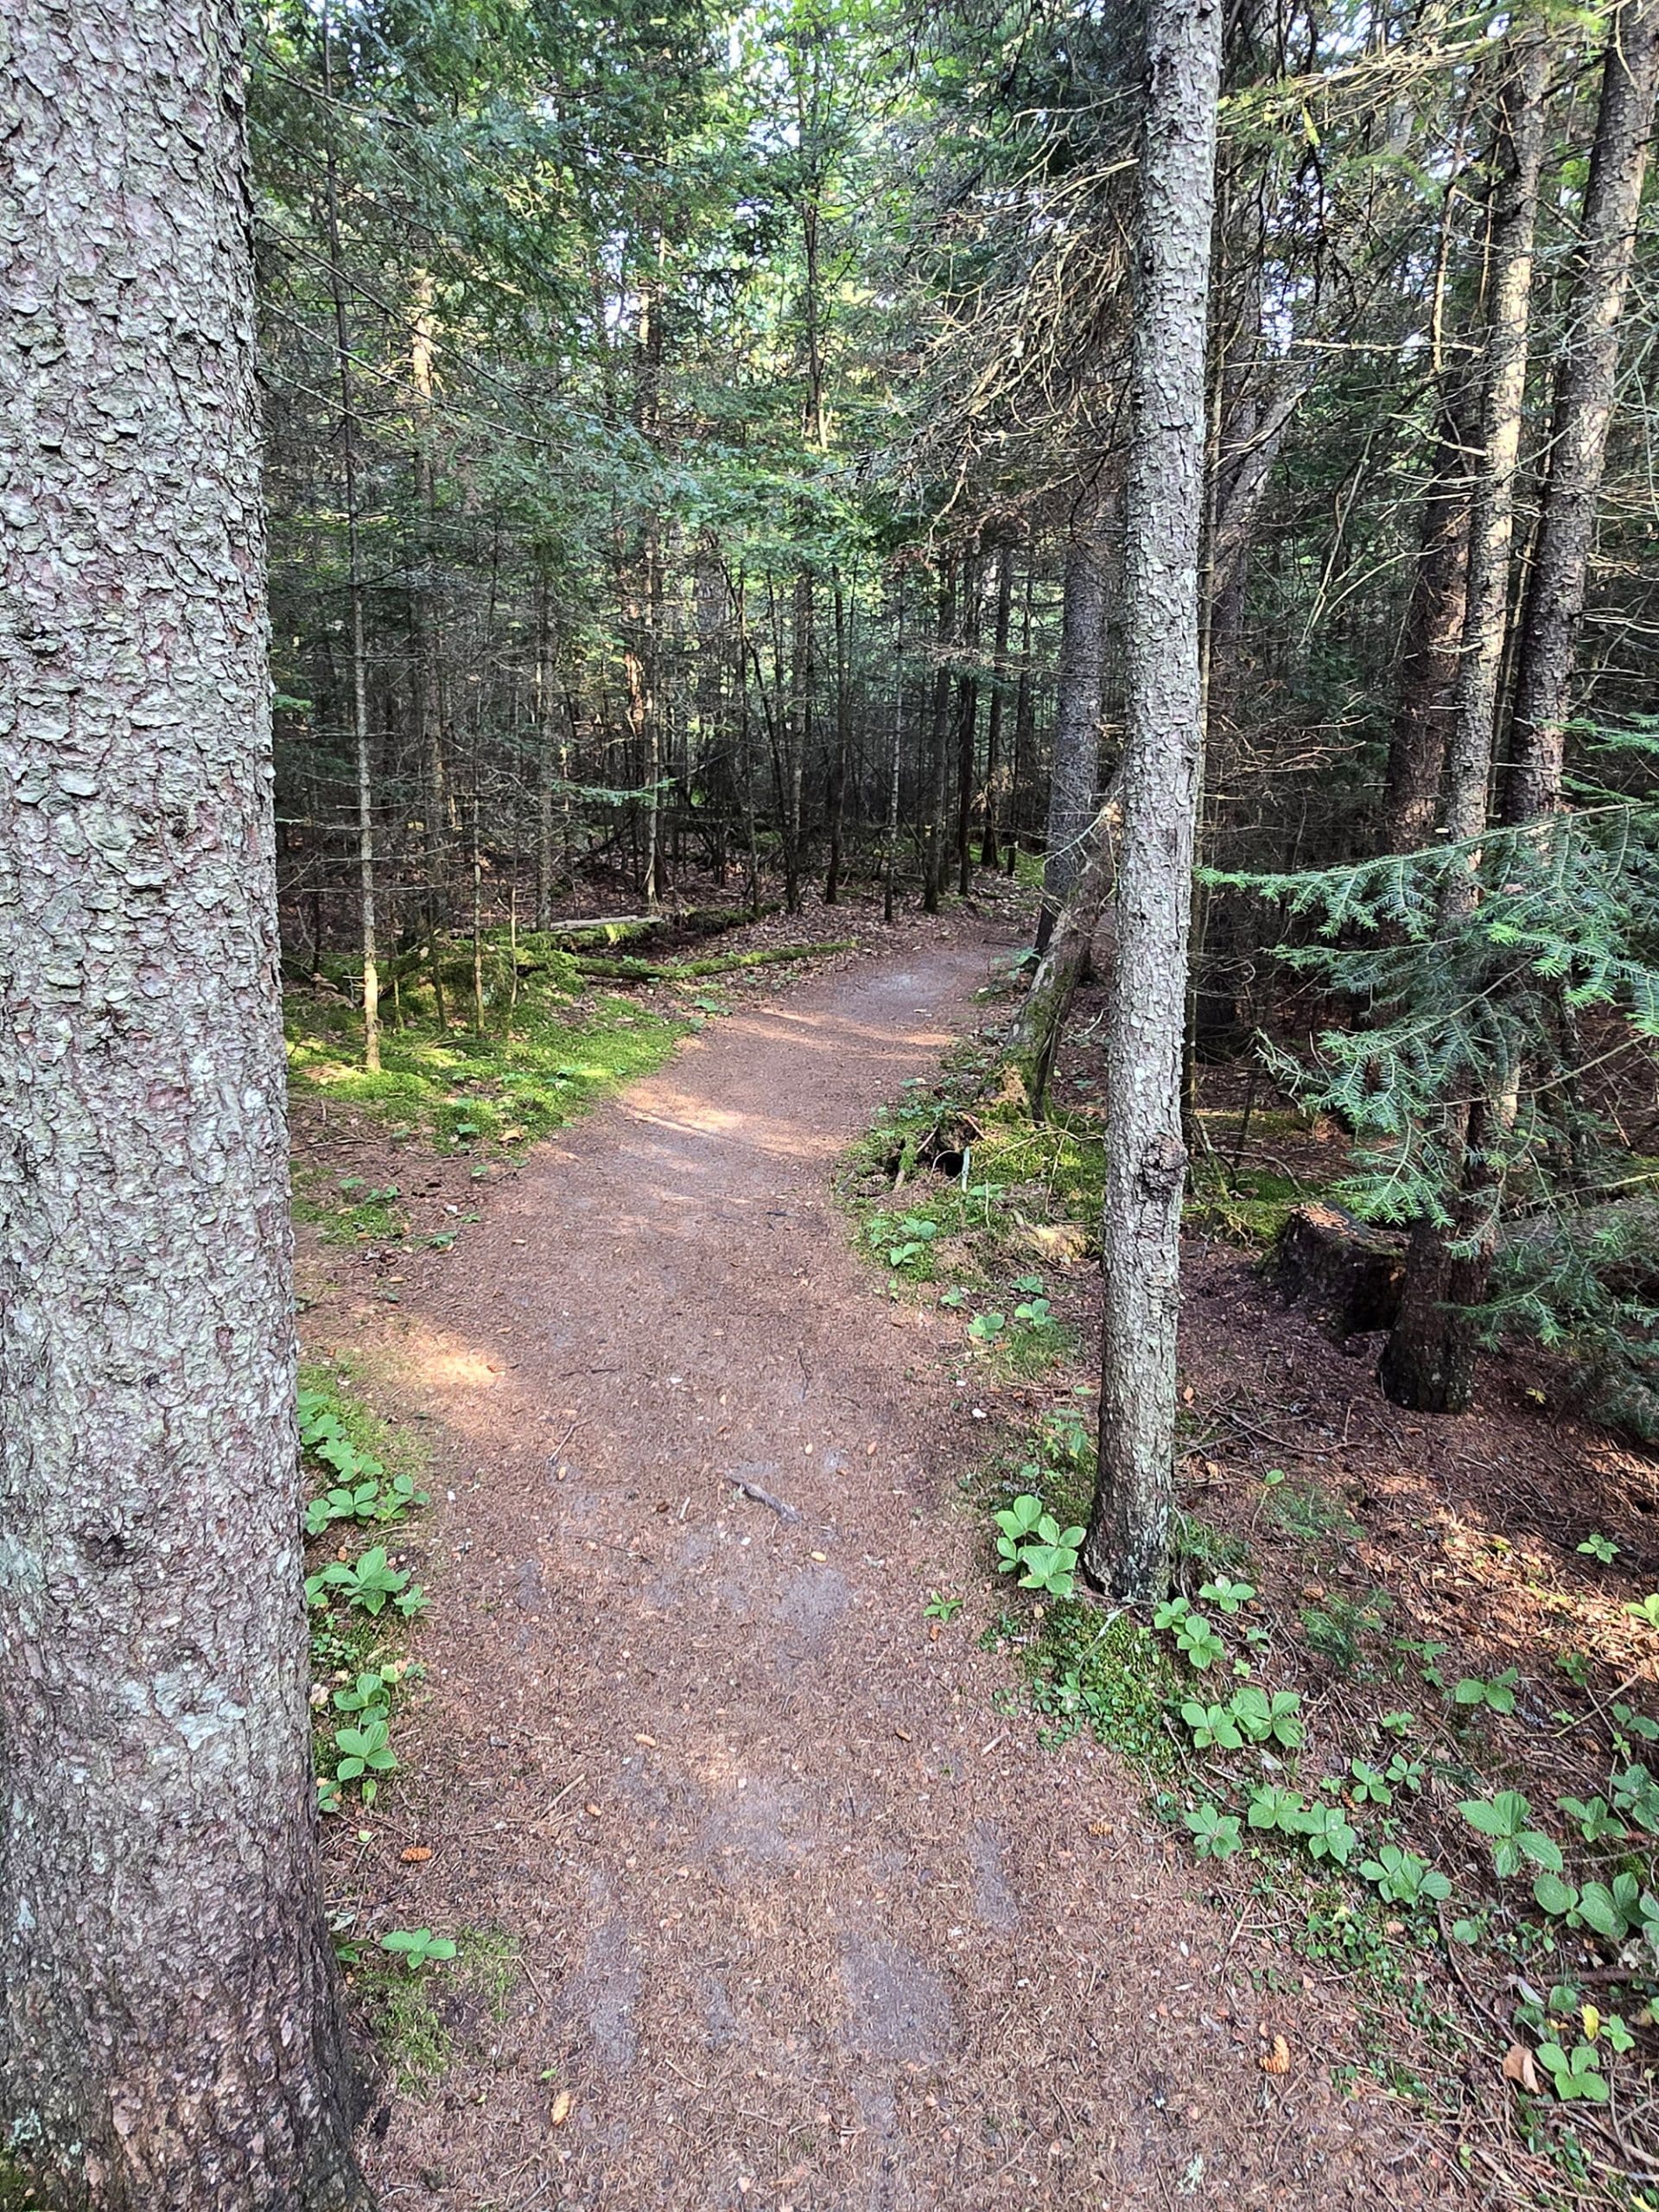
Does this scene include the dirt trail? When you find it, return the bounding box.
[351,928,1448,2210]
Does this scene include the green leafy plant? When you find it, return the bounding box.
[1198,1574,1255,1615]
[333,1717,397,1805]
[1230,1686,1304,1749]
[1625,1592,1659,1629]
[333,1669,392,1717]
[1452,1668,1519,1716]
[1398,1638,1449,1692]
[307,1544,428,1619]
[1347,1759,1394,1807]
[1535,2040,1608,2103]
[968,1310,1007,1344]
[305,1470,428,1538]
[379,1929,457,1971]
[1012,1296,1055,1330]
[1357,1844,1451,1906]
[1297,1802,1359,1866]
[1247,1784,1308,1834]
[1180,1700,1243,1751]
[1557,1793,1623,1845]
[1184,1802,1242,1859]
[1154,1598,1225,1670]
[1459,1790,1563,1878]
[991,1497,1084,1596]
[1577,1533,1619,1565]
[1611,1760,1659,1834]
[924,1590,964,1623]
[885,1215,939,1268]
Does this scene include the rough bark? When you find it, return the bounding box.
[1504,0,1658,823]
[1382,403,1473,852]
[1006,563,1035,874]
[823,580,849,904]
[1381,33,1549,1415]
[1035,500,1109,952]
[954,553,982,897]
[0,4,372,2206]
[1440,34,1550,855]
[1206,368,1310,620]
[1083,0,1224,1601]
[535,582,560,930]
[321,20,378,1071]
[981,541,1014,868]
[410,270,449,937]
[922,560,955,914]
[884,582,905,924]
[1271,1206,1408,1339]
[1002,782,1121,1113]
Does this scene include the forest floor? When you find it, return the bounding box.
[291,888,1659,2210]
[296,894,1475,2212]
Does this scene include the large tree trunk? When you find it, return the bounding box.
[884,578,906,924]
[1035,498,1109,951]
[1380,31,1550,1415]
[823,579,849,903]
[0,5,371,2206]
[1083,0,1224,1600]
[1503,0,1658,823]
[1382,402,1473,851]
[410,270,450,944]
[954,552,982,897]
[1002,780,1121,1111]
[1006,562,1035,874]
[321,22,379,1071]
[922,558,955,913]
[981,540,1015,867]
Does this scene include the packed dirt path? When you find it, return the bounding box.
[351,926,1452,2211]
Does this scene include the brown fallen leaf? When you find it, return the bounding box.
[550,2089,573,2126]
[928,1623,940,1643]
[1260,2035,1291,2076]
[634,1732,657,1747]
[894,1727,913,1742]
[583,1802,602,1816]
[1502,2044,1541,2094]
[401,1846,433,1865]
[1088,1820,1113,1837]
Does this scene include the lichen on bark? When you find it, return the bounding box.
[0,4,371,2204]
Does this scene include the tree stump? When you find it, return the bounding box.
[1270,1204,1407,1339]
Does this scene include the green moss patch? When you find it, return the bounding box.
[286,967,685,1153]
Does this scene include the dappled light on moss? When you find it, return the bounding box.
[285,967,686,1153]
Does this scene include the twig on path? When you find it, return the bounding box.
[727,1475,801,1523]
[1217,1405,1339,1459]
[1551,1668,1644,1741]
